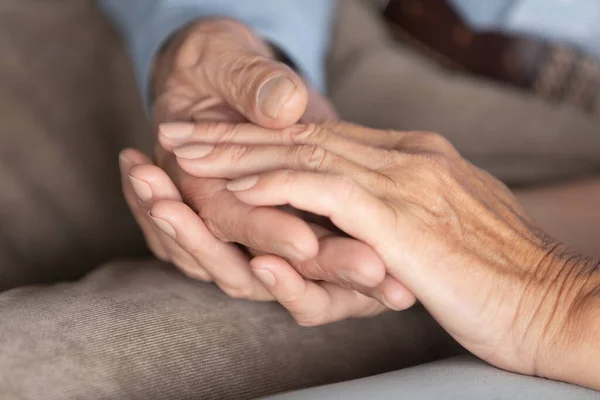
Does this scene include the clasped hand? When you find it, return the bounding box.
[117,18,600,389]
[119,18,406,321]
[152,120,600,388]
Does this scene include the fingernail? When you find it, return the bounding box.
[119,154,132,171]
[258,76,296,119]
[274,243,308,262]
[226,175,259,192]
[149,215,177,239]
[253,269,276,287]
[380,293,402,312]
[129,176,152,202]
[159,122,194,139]
[174,144,215,159]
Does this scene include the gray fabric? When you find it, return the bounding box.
[0,0,150,291]
[0,261,456,399]
[264,355,600,400]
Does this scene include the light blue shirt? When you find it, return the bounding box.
[98,0,336,101]
[450,0,600,60]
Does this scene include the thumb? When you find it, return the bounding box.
[183,20,308,129]
[214,51,308,129]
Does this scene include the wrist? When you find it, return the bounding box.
[526,247,600,388]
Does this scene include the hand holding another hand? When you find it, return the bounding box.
[160,120,600,389]
[119,18,411,320]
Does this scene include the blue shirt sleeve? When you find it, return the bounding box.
[98,0,336,101]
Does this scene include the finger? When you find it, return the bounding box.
[172,143,386,192]
[372,275,417,311]
[226,170,396,256]
[128,164,183,203]
[244,204,323,258]
[179,176,320,262]
[166,248,214,282]
[159,150,321,264]
[252,221,414,313]
[294,232,386,289]
[216,59,307,128]
[322,121,408,148]
[181,21,308,128]
[119,149,169,261]
[325,122,458,157]
[294,225,414,307]
[149,200,272,300]
[250,255,386,326]
[246,218,388,294]
[159,122,391,171]
[127,160,214,282]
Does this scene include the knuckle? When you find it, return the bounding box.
[239,55,278,95]
[234,207,263,249]
[427,153,453,178]
[378,148,402,170]
[240,54,271,74]
[421,131,457,155]
[214,55,271,109]
[295,144,328,171]
[203,217,229,242]
[409,151,452,180]
[174,33,208,69]
[293,259,328,282]
[198,187,259,247]
[291,123,328,145]
[208,121,241,143]
[177,177,214,206]
[194,195,229,240]
[228,144,253,163]
[424,151,451,169]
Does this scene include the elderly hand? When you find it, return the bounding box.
[119,18,409,316]
[161,120,600,390]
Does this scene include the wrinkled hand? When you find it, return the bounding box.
[120,19,410,319]
[163,120,600,387]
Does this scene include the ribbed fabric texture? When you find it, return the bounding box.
[0,261,455,399]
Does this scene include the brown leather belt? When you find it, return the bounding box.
[384,0,600,113]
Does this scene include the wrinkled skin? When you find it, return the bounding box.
[120,19,409,318]
[158,120,600,390]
